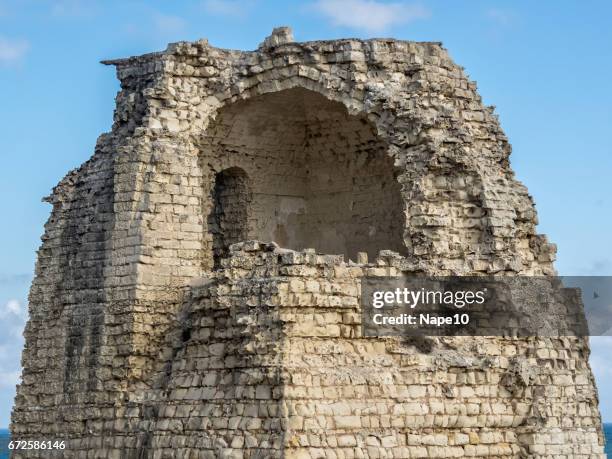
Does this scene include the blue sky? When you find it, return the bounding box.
[0,0,611,428]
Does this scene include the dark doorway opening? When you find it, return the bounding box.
[207,167,251,268]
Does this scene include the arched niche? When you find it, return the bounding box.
[202,88,406,266]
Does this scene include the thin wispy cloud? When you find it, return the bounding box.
[486,8,518,27]
[311,0,429,34]
[0,370,20,388]
[0,299,27,392]
[589,259,612,275]
[152,13,187,35]
[0,36,29,65]
[591,337,612,377]
[202,0,255,19]
[0,273,30,285]
[50,0,98,18]
[566,258,612,276]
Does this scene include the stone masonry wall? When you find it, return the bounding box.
[11,27,605,458]
[119,242,602,458]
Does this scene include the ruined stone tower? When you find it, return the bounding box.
[12,28,606,457]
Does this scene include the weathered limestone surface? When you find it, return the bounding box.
[11,28,605,458]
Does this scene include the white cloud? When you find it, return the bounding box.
[1,299,26,319]
[311,0,429,34]
[0,36,29,65]
[202,0,255,18]
[5,299,21,316]
[0,297,27,419]
[590,337,612,379]
[590,336,612,422]
[152,13,187,35]
[0,299,27,342]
